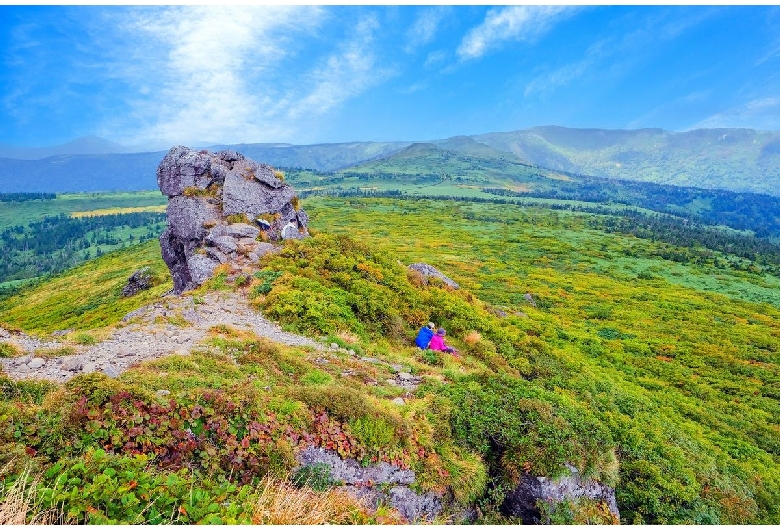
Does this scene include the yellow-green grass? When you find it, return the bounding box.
[70,204,167,218]
[0,191,166,230]
[0,239,170,334]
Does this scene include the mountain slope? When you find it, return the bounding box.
[472,126,780,195]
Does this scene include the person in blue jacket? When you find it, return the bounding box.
[415,322,436,349]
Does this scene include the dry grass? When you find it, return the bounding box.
[0,464,64,525]
[463,330,482,347]
[336,329,360,345]
[252,474,398,525]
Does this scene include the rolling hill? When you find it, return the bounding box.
[1,126,778,196]
[471,126,780,196]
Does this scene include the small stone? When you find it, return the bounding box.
[392,397,406,406]
[27,357,45,369]
[81,362,96,373]
[330,343,339,350]
[156,389,171,397]
[61,358,82,372]
[386,379,398,386]
[398,372,414,381]
[348,349,356,356]
[117,347,134,358]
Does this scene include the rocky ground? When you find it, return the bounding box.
[0,291,323,383]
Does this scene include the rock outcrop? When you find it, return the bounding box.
[500,465,619,524]
[121,267,153,297]
[297,446,443,523]
[407,263,459,289]
[157,146,309,294]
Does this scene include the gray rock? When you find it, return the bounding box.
[407,263,459,289]
[156,389,171,397]
[281,221,305,240]
[167,196,219,242]
[207,235,238,255]
[122,267,154,297]
[390,486,442,523]
[524,293,537,308]
[501,465,619,524]
[222,171,295,219]
[27,357,45,369]
[205,246,230,264]
[224,223,260,239]
[187,254,219,286]
[81,362,96,374]
[61,357,83,372]
[157,146,215,197]
[392,397,405,406]
[156,146,309,294]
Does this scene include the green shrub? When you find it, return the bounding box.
[0,342,21,358]
[300,369,332,386]
[73,332,97,345]
[291,463,340,492]
[438,374,615,481]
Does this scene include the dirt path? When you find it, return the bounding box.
[0,291,322,383]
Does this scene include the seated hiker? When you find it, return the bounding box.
[415,322,436,349]
[429,328,459,355]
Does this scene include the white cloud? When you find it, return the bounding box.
[98,6,325,145]
[457,6,576,61]
[85,6,396,145]
[692,98,780,130]
[405,7,450,53]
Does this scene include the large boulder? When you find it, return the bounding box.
[157,146,309,294]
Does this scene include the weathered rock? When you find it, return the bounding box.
[524,292,537,308]
[60,357,82,372]
[296,446,441,523]
[157,146,309,294]
[122,267,154,297]
[27,357,45,369]
[501,465,619,524]
[408,263,459,289]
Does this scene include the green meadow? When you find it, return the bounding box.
[1,192,778,524]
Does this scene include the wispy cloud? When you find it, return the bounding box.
[457,6,576,61]
[287,15,395,120]
[80,6,398,145]
[424,50,447,68]
[405,6,450,53]
[693,97,780,130]
[97,6,326,144]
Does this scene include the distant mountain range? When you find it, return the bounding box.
[0,126,778,195]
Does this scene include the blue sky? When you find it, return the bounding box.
[1,5,780,148]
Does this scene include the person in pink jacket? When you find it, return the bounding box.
[429,328,459,356]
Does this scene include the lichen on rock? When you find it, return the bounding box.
[156,146,309,294]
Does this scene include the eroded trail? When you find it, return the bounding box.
[0,292,321,382]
